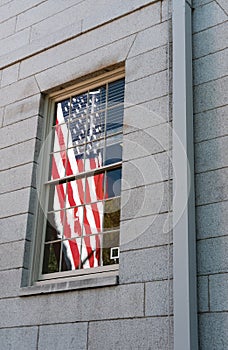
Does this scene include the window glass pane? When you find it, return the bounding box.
[104,134,122,166]
[71,92,88,116]
[102,231,119,266]
[103,198,120,231]
[49,150,67,180]
[61,238,81,271]
[48,183,67,212]
[85,173,105,203]
[88,85,106,112]
[63,207,83,238]
[68,114,87,148]
[45,211,65,242]
[106,105,124,136]
[106,168,122,198]
[67,145,85,175]
[83,202,103,235]
[87,111,105,141]
[65,179,86,208]
[81,234,101,269]
[108,79,125,107]
[85,140,104,171]
[42,242,60,274]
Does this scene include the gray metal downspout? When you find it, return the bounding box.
[172,1,198,349]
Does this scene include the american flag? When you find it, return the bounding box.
[50,89,106,270]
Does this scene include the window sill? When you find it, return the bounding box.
[19,270,118,296]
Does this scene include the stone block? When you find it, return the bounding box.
[0,327,38,350]
[0,162,35,194]
[193,1,227,33]
[0,17,16,40]
[0,187,35,219]
[217,0,228,14]
[19,4,160,79]
[119,245,171,283]
[125,70,168,106]
[121,181,170,221]
[0,28,30,57]
[145,279,173,316]
[0,77,40,108]
[195,137,228,173]
[1,63,19,87]
[0,116,41,149]
[197,275,209,312]
[0,284,144,327]
[38,323,88,350]
[193,22,227,59]
[88,317,170,350]
[194,76,228,114]
[16,0,80,31]
[197,236,228,275]
[0,213,33,243]
[126,45,167,83]
[194,105,228,142]
[209,273,228,311]
[3,94,41,126]
[30,4,82,43]
[0,240,28,271]
[0,138,39,171]
[194,48,228,85]
[196,168,228,206]
[120,212,172,250]
[124,95,169,134]
[0,268,23,298]
[82,0,160,33]
[122,151,171,190]
[196,201,228,239]
[123,122,170,160]
[0,0,45,23]
[199,313,228,350]
[128,21,169,58]
[0,107,4,127]
[35,35,134,92]
[193,0,213,7]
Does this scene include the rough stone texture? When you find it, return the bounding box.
[194,48,228,86]
[0,213,33,244]
[0,17,16,40]
[0,240,29,271]
[145,279,173,316]
[1,63,20,87]
[197,236,228,275]
[120,212,172,250]
[0,268,23,298]
[199,313,228,350]
[197,276,209,312]
[0,284,144,328]
[0,327,38,350]
[38,323,88,350]
[195,168,228,206]
[193,1,227,33]
[196,201,228,239]
[88,317,171,350]
[193,21,228,59]
[119,245,171,283]
[194,105,228,142]
[209,273,228,311]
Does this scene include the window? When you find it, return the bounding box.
[33,69,124,283]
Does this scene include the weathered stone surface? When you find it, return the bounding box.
[199,313,228,350]
[88,317,171,350]
[145,279,173,316]
[197,275,209,312]
[0,327,38,350]
[196,201,228,239]
[38,323,88,350]
[209,273,228,312]
[197,236,228,275]
[119,245,171,283]
[193,1,227,33]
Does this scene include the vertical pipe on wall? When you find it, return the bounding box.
[172,0,198,349]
